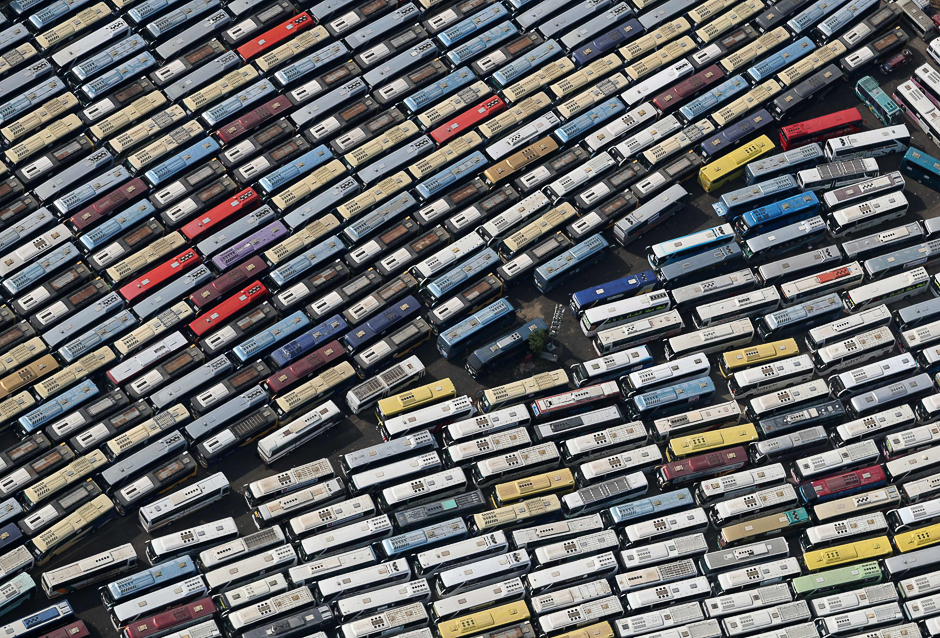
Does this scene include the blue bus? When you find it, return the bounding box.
[269,314,349,368]
[465,319,547,378]
[864,240,940,280]
[234,311,311,363]
[568,269,657,317]
[427,275,504,332]
[648,225,733,267]
[856,75,901,126]
[679,75,749,122]
[734,192,820,237]
[628,376,716,420]
[747,37,815,82]
[699,110,774,162]
[437,298,515,360]
[713,175,800,219]
[342,296,423,353]
[609,488,692,524]
[900,146,940,190]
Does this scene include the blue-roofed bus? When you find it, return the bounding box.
[437,298,516,360]
[568,269,657,317]
[465,319,547,379]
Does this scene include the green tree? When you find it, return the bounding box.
[528,328,549,356]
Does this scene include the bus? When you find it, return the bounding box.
[855,76,901,126]
[713,176,798,219]
[747,37,816,83]
[822,172,904,211]
[894,80,940,145]
[623,352,710,395]
[757,293,843,340]
[698,135,775,192]
[570,346,653,387]
[827,192,909,237]
[436,299,515,360]
[823,125,911,161]
[530,382,622,421]
[718,28,790,77]
[352,318,432,377]
[734,192,819,237]
[709,82,780,129]
[671,269,757,308]
[376,378,456,423]
[741,216,826,262]
[465,319,548,379]
[421,248,500,305]
[629,376,715,420]
[841,223,924,262]
[633,153,703,201]
[640,120,716,169]
[680,74,750,123]
[534,234,609,293]
[770,65,845,121]
[719,338,799,378]
[427,275,504,332]
[796,158,879,191]
[593,310,684,356]
[779,263,864,306]
[496,204,578,261]
[652,64,728,113]
[612,184,690,245]
[842,268,929,312]
[811,326,896,374]
[665,318,754,359]
[744,144,825,184]
[805,304,891,351]
[846,374,932,419]
[345,356,425,415]
[342,297,423,353]
[497,234,571,287]
[699,110,775,162]
[647,224,734,267]
[381,397,475,440]
[901,147,940,190]
[728,354,815,399]
[841,27,910,76]
[692,288,781,329]
[914,62,940,108]
[815,0,879,41]
[579,291,672,337]
[274,362,358,416]
[656,242,744,290]
[477,370,568,413]
[778,108,863,150]
[829,353,917,400]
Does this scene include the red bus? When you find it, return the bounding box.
[779,107,864,150]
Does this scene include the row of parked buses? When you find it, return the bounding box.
[6,0,940,630]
